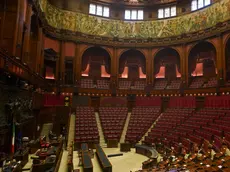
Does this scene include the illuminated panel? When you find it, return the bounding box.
[191,62,203,76]
[176,65,181,78]
[120,66,128,78]
[101,65,110,78]
[82,64,90,77]
[139,67,146,79]
[155,66,165,78]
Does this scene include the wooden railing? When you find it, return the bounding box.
[56,86,230,97]
[0,48,47,87]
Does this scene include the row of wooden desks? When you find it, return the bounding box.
[82,151,93,172]
[95,145,112,172]
[135,144,158,159]
[81,143,93,172]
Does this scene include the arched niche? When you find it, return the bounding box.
[153,48,181,80]
[119,49,146,80]
[225,38,230,81]
[188,41,216,78]
[81,47,111,78]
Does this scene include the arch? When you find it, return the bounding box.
[81,46,111,78]
[153,47,181,61]
[118,49,146,60]
[153,48,181,79]
[119,49,146,79]
[187,41,216,58]
[188,41,217,77]
[80,46,112,59]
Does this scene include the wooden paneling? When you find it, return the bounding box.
[0,0,19,56]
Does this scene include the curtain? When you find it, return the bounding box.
[136,97,162,106]
[89,63,101,78]
[203,60,216,77]
[191,62,203,76]
[155,66,165,78]
[101,65,110,78]
[169,97,196,108]
[44,94,65,106]
[128,65,139,80]
[120,67,128,78]
[139,67,146,79]
[165,64,176,80]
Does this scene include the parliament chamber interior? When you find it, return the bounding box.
[1,0,230,171]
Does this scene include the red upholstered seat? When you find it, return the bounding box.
[99,107,128,141]
[75,107,99,144]
[125,106,161,143]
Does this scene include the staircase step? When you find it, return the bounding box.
[67,114,76,150]
[95,112,107,147]
[140,113,163,144]
[120,112,131,143]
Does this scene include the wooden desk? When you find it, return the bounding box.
[107,140,118,148]
[14,148,29,167]
[120,143,131,152]
[135,144,158,159]
[81,143,89,152]
[82,152,93,172]
[95,145,112,172]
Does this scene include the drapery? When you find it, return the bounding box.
[119,55,146,76]
[169,97,196,108]
[154,55,180,78]
[81,64,90,77]
[191,62,203,76]
[165,64,176,79]
[101,65,110,78]
[89,62,101,77]
[205,96,230,108]
[81,55,111,76]
[128,65,139,80]
[100,97,127,107]
[203,59,216,77]
[139,67,146,79]
[120,67,128,78]
[136,97,162,106]
[155,66,165,78]
[189,50,216,76]
[43,94,65,106]
[176,65,181,78]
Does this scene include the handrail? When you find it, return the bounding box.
[0,48,47,87]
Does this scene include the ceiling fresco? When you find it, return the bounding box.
[39,0,230,39]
